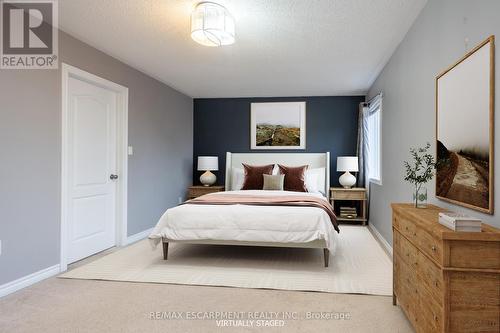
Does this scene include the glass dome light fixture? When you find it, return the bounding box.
[191,2,235,47]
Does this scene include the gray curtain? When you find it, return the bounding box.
[356,102,370,188]
[356,94,382,222]
[356,102,370,221]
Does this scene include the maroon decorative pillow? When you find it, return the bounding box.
[241,164,275,190]
[278,164,309,192]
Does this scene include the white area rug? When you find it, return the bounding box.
[59,226,392,296]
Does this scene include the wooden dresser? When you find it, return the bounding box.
[392,204,500,333]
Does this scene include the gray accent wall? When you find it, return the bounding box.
[0,31,193,285]
[367,0,500,245]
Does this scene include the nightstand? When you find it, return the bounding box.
[188,185,225,199]
[330,187,367,225]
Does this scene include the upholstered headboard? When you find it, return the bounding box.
[225,152,330,197]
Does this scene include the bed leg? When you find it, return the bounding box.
[163,242,169,260]
[323,248,329,267]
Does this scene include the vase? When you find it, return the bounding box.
[413,186,428,208]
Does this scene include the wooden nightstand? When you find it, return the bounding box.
[188,185,225,199]
[330,187,367,225]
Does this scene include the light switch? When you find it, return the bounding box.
[128,146,134,156]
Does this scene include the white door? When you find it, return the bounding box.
[66,76,118,263]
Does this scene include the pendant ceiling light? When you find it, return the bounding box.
[191,2,235,47]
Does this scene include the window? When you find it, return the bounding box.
[367,96,382,184]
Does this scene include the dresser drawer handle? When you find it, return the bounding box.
[434,280,439,287]
[431,245,436,252]
[433,314,438,321]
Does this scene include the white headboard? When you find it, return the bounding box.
[225,152,330,197]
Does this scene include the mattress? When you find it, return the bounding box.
[149,190,338,251]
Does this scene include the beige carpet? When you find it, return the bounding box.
[60,226,392,296]
[0,278,412,333]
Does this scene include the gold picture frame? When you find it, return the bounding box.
[436,36,495,214]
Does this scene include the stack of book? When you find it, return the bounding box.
[340,207,357,219]
[438,212,482,232]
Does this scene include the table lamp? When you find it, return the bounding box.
[337,156,359,188]
[198,156,218,186]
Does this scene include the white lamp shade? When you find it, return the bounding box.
[198,156,219,171]
[191,2,235,47]
[337,156,359,172]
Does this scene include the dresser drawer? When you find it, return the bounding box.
[394,213,418,244]
[400,286,420,327]
[448,271,500,332]
[393,252,402,297]
[416,229,443,264]
[397,259,420,327]
[417,251,444,307]
[396,240,438,332]
[418,283,444,333]
[398,233,419,270]
[448,240,500,270]
[393,229,401,253]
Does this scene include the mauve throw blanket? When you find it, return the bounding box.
[185,193,340,233]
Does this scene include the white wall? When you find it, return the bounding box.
[368,0,500,245]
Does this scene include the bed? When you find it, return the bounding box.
[149,152,339,267]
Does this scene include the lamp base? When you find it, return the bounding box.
[339,171,356,189]
[200,170,216,186]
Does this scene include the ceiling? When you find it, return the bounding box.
[59,0,427,98]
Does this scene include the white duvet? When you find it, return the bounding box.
[149,190,338,251]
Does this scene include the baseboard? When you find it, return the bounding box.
[0,264,60,298]
[368,223,393,258]
[126,227,153,245]
[0,227,152,298]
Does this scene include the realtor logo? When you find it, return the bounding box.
[1,0,58,69]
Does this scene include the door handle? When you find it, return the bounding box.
[110,174,118,180]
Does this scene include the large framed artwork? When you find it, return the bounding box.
[436,36,495,214]
[250,102,306,150]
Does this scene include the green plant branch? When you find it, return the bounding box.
[403,142,436,207]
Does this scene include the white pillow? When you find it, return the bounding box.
[305,167,326,194]
[231,168,245,191]
[272,164,279,175]
[305,172,319,193]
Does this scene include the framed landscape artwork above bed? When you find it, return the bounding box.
[250,102,306,150]
[436,35,495,214]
